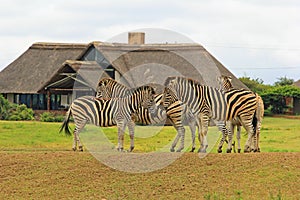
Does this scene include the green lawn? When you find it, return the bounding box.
[0,117,299,152]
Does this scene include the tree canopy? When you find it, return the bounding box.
[239,76,300,115]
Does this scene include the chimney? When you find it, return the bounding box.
[128,32,145,45]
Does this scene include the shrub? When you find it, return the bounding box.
[0,94,12,120]
[8,104,34,121]
[40,112,64,122]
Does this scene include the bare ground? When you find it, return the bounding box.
[0,151,299,199]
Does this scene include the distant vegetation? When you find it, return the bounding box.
[239,76,300,115]
[0,95,34,120]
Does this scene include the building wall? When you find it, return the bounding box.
[6,93,14,103]
[293,97,300,115]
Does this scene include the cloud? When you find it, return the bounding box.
[0,0,299,84]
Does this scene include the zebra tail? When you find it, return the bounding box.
[252,111,258,134]
[60,108,72,136]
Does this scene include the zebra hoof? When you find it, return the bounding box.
[217,149,222,153]
[170,148,175,152]
[72,147,76,151]
[176,149,182,152]
[244,147,251,153]
[238,149,241,153]
[79,146,83,152]
[117,147,124,152]
[190,147,196,152]
[198,148,206,153]
[129,146,134,152]
[257,148,261,153]
[226,149,232,153]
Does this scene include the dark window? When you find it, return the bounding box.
[19,94,30,108]
[32,94,47,110]
[15,94,47,110]
[50,94,61,110]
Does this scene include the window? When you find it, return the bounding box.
[31,94,46,110]
[50,94,61,110]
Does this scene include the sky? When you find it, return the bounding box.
[0,0,299,85]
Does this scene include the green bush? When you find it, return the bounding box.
[0,94,11,120]
[264,105,274,116]
[1,95,34,121]
[8,104,34,121]
[40,112,64,122]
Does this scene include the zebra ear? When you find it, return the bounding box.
[228,76,232,82]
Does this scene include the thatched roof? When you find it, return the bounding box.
[39,60,110,93]
[81,42,247,90]
[0,42,88,94]
[0,39,248,95]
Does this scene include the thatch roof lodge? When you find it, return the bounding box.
[0,32,247,111]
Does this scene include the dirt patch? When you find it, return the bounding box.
[0,151,299,199]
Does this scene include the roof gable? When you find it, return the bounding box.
[81,42,247,89]
[0,42,88,94]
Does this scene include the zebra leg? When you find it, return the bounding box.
[188,120,196,152]
[72,129,77,151]
[73,120,86,151]
[198,115,209,153]
[216,121,227,153]
[226,121,234,153]
[128,120,135,152]
[167,114,185,152]
[232,140,236,153]
[170,131,180,152]
[176,127,185,152]
[251,120,262,152]
[241,119,255,153]
[256,121,262,152]
[117,122,126,152]
[236,125,241,153]
[170,126,185,152]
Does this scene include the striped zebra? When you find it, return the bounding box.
[60,85,155,152]
[218,75,264,152]
[163,76,258,153]
[96,78,199,152]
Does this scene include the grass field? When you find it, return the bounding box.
[0,117,299,199]
[1,117,299,152]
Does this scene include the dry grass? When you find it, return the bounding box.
[0,151,299,199]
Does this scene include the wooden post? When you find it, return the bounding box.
[47,90,51,111]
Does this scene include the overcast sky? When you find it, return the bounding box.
[0,0,299,84]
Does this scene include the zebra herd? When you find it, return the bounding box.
[60,76,263,153]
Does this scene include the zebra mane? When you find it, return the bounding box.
[128,85,155,95]
[98,78,128,89]
[164,76,202,87]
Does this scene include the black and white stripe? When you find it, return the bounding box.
[96,78,199,152]
[60,85,155,152]
[218,75,264,152]
[163,76,258,153]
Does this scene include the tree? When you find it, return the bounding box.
[239,76,271,95]
[274,76,294,86]
[261,85,300,114]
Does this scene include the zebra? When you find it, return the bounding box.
[60,85,155,152]
[163,76,258,153]
[218,75,264,152]
[96,78,200,152]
